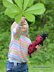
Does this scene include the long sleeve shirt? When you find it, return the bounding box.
[8,22,32,63]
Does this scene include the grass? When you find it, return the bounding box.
[28,62,54,72]
[0,60,6,72]
[0,60,54,72]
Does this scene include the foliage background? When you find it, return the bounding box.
[0,0,54,67]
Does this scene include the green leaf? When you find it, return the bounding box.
[25,3,46,15]
[24,0,30,10]
[7,0,13,3]
[3,0,13,7]
[24,12,35,22]
[5,9,17,18]
[5,4,20,18]
[28,0,34,7]
[3,0,46,23]
[15,0,23,10]
[15,13,22,23]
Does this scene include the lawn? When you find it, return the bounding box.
[0,60,54,72]
[28,62,54,72]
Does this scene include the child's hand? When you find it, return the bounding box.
[35,45,41,50]
[20,17,27,26]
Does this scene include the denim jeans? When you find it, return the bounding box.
[6,61,28,72]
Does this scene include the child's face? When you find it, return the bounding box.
[21,25,27,32]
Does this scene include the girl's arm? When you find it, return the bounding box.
[11,21,22,38]
[11,22,17,31]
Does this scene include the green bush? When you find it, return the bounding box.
[0,0,54,64]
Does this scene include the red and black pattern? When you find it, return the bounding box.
[28,33,48,57]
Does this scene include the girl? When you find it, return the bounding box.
[6,17,40,72]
